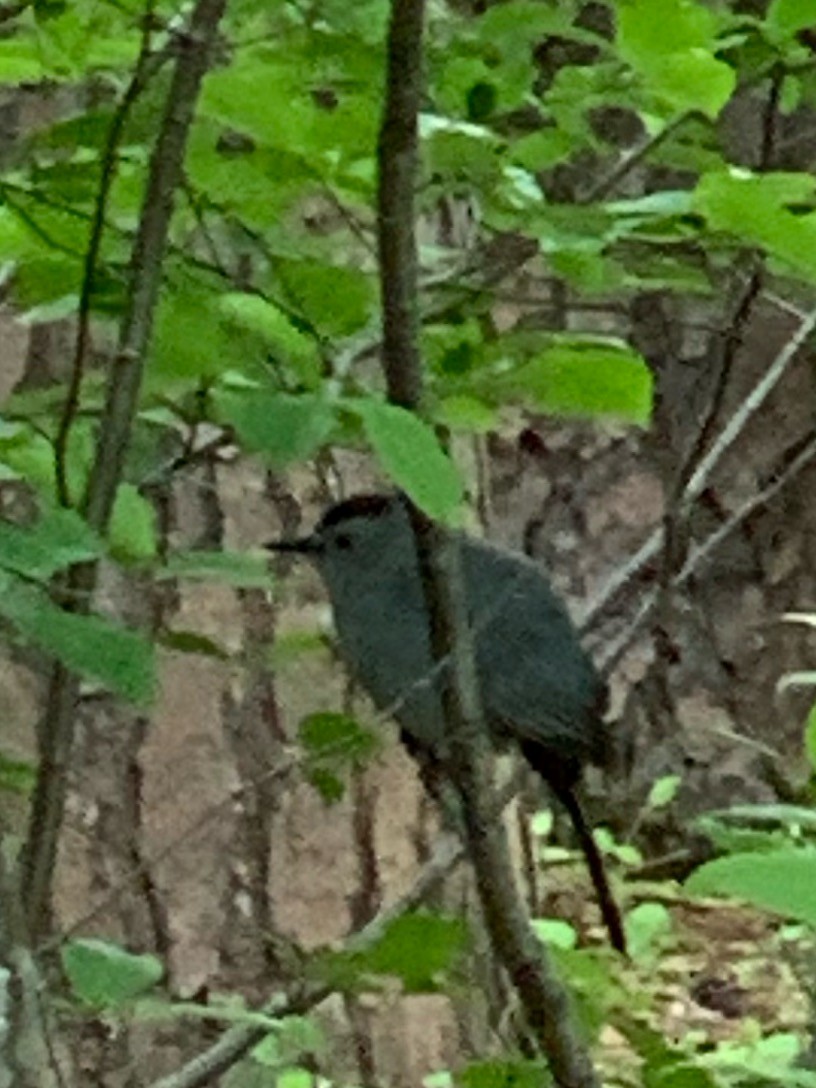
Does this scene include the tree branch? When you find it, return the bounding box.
[375,1,599,1084]
[580,300,816,638]
[598,429,816,676]
[54,1,172,507]
[146,830,465,1088]
[22,0,230,942]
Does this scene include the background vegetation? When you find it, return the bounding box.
[2,0,816,1084]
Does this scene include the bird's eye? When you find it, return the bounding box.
[335,533,353,551]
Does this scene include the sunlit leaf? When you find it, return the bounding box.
[109,483,157,563]
[219,292,321,384]
[351,399,464,524]
[62,939,163,1009]
[0,506,101,579]
[687,848,816,926]
[0,573,155,704]
[503,338,653,424]
[350,912,468,993]
[624,902,672,962]
[213,390,334,468]
[647,774,682,809]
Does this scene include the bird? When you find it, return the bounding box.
[268,491,625,953]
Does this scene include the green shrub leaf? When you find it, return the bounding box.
[687,848,816,926]
[0,573,156,705]
[62,939,163,1009]
[351,399,464,524]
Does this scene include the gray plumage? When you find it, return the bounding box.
[282,492,607,771]
[268,492,625,953]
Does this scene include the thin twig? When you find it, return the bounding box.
[598,430,816,676]
[22,0,230,942]
[146,828,465,1088]
[54,8,171,507]
[580,302,816,637]
[582,113,696,203]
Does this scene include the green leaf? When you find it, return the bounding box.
[433,395,497,434]
[299,712,378,762]
[157,630,230,660]
[276,1069,313,1088]
[109,484,157,562]
[509,127,575,173]
[458,1059,550,1088]
[767,0,816,43]
[531,918,577,951]
[647,774,682,809]
[624,902,673,963]
[150,283,240,380]
[350,399,464,524]
[593,827,643,866]
[252,1015,326,1068]
[646,51,736,119]
[299,711,379,802]
[422,114,502,183]
[605,191,695,219]
[695,814,792,856]
[0,507,101,579]
[686,848,816,926]
[0,573,155,705]
[201,50,380,160]
[616,0,735,118]
[273,260,376,339]
[62,938,163,1009]
[697,803,816,833]
[0,422,92,504]
[159,550,272,590]
[806,704,816,774]
[696,1032,814,1085]
[0,40,50,84]
[0,753,36,794]
[214,390,334,468]
[353,912,467,993]
[219,292,321,383]
[503,339,653,424]
[694,170,816,283]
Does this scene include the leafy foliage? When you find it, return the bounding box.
[298,711,380,802]
[0,571,156,704]
[62,939,163,1009]
[687,848,816,926]
[321,911,469,994]
[3,0,816,1082]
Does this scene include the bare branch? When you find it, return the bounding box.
[147,829,465,1088]
[598,430,816,676]
[375,0,600,1083]
[54,4,173,507]
[580,301,816,637]
[22,0,230,941]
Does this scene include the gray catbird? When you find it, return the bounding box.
[268,492,625,952]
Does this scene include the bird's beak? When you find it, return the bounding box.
[265,535,321,556]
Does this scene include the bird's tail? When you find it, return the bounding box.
[521,743,627,955]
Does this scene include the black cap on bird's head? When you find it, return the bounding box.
[265,493,400,557]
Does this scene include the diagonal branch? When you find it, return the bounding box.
[580,300,816,638]
[147,829,465,1088]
